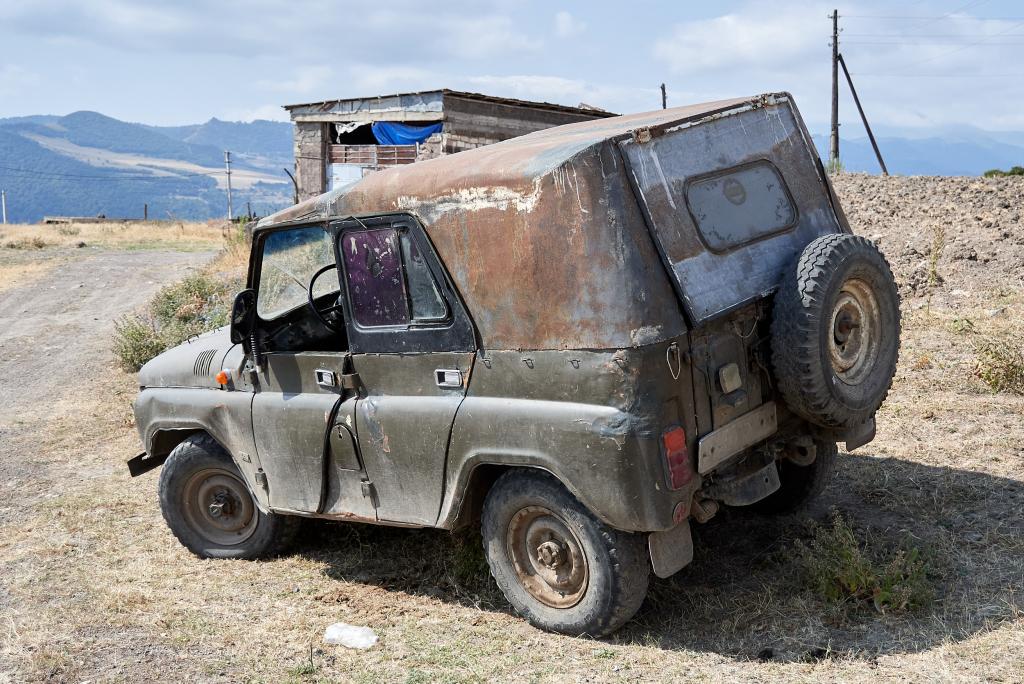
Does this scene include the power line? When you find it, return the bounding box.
[842,14,1024,20]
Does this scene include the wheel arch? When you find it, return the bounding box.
[445,463,547,531]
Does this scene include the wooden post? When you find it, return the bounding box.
[1,189,6,225]
[660,83,667,109]
[829,9,840,166]
[143,203,148,221]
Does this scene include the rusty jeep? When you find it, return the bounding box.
[130,93,900,636]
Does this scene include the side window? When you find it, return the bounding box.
[341,227,449,328]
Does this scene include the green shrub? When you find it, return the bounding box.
[112,315,166,372]
[796,512,933,614]
[983,166,1024,177]
[974,339,1024,394]
[114,273,237,372]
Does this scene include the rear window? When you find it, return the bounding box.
[684,160,797,252]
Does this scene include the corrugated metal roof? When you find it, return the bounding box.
[282,88,617,118]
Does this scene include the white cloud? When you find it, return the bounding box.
[0,65,38,97]
[653,6,821,75]
[465,74,655,112]
[221,103,290,122]
[650,3,1024,131]
[554,11,585,38]
[256,66,334,95]
[437,15,543,59]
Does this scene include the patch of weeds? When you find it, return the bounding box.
[920,225,946,314]
[449,530,490,589]
[3,236,48,249]
[112,315,166,372]
[57,226,81,236]
[825,157,844,175]
[285,660,320,682]
[114,272,238,371]
[927,225,946,287]
[951,317,976,334]
[911,354,933,371]
[796,512,933,614]
[973,338,1024,394]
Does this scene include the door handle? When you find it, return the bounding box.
[315,369,336,388]
[435,369,462,388]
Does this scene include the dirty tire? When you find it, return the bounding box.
[158,434,300,559]
[481,470,650,637]
[771,234,901,429]
[755,441,838,514]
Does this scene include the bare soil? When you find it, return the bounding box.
[0,179,1022,684]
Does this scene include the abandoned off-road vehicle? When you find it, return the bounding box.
[131,93,900,636]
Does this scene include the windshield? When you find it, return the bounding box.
[257,226,337,319]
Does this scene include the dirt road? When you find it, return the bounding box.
[0,248,211,525]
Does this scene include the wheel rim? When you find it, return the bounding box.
[506,505,588,608]
[828,277,882,386]
[181,467,258,546]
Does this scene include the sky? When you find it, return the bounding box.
[0,0,1021,136]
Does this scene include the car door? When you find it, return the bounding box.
[334,215,476,526]
[249,224,374,520]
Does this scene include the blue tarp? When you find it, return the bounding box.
[371,121,443,145]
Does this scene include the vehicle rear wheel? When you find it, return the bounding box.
[755,440,837,514]
[158,434,300,559]
[771,234,901,429]
[481,470,650,636]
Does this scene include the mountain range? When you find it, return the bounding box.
[0,110,1021,224]
[0,111,293,224]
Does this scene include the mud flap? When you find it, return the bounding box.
[648,519,694,579]
[127,451,167,477]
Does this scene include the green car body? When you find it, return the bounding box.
[131,93,899,629]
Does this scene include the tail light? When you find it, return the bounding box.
[662,426,692,490]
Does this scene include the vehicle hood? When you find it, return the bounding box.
[138,326,236,389]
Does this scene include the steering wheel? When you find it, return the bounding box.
[307,263,344,332]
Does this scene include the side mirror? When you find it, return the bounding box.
[229,288,257,344]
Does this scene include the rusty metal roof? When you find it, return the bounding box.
[258,94,777,350]
[261,94,759,231]
[282,88,618,118]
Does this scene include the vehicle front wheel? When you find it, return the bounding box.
[158,434,300,559]
[481,470,650,637]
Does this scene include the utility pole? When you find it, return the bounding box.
[829,9,840,166]
[224,150,234,221]
[1,189,6,225]
[660,83,667,109]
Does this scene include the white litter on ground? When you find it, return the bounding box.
[323,622,378,649]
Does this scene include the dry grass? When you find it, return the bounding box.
[0,220,228,251]
[1,177,1023,682]
[0,260,57,293]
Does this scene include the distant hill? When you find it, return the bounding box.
[0,112,293,223]
[150,118,294,167]
[1,107,1021,223]
[812,133,1024,176]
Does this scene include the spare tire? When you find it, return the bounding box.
[771,234,900,429]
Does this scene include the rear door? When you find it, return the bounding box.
[617,94,843,325]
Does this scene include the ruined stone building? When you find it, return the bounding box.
[284,90,614,201]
